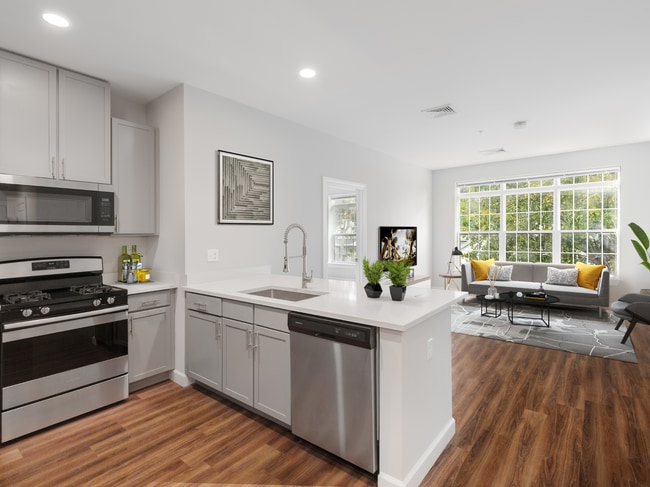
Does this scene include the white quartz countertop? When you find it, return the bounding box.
[114,281,178,295]
[184,275,465,331]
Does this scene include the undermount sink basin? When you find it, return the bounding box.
[243,287,326,302]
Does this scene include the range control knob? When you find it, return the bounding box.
[107,296,115,305]
[93,298,102,307]
[22,308,33,318]
[40,306,51,315]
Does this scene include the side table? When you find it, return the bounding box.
[477,294,505,318]
[439,273,461,291]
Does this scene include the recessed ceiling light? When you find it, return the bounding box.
[42,12,70,28]
[299,68,316,79]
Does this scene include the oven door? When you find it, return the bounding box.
[2,308,128,410]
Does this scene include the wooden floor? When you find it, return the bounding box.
[1,320,649,487]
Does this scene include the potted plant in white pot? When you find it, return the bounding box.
[385,260,411,301]
[362,257,385,298]
[630,222,650,294]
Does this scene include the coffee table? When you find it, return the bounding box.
[477,294,506,318]
[502,291,560,327]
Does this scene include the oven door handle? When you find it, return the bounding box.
[2,306,128,341]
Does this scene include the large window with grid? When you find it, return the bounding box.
[457,169,619,273]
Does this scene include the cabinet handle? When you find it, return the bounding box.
[129,316,133,336]
[196,302,207,311]
[247,330,252,349]
[51,157,56,178]
[215,322,222,340]
[141,300,160,308]
[61,158,66,179]
[253,332,259,350]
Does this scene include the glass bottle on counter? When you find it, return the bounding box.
[118,245,131,283]
[130,245,142,272]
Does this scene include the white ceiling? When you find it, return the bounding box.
[2,0,649,170]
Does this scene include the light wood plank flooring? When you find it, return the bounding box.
[1,319,649,486]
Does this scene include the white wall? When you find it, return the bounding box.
[181,84,433,283]
[431,141,650,300]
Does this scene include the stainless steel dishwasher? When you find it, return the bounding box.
[288,312,378,473]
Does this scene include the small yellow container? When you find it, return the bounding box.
[137,268,151,283]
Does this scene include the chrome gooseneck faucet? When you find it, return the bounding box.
[283,223,313,288]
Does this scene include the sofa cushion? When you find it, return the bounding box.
[575,262,606,290]
[489,264,513,281]
[471,259,494,281]
[545,267,579,286]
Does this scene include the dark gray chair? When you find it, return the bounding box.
[611,293,650,343]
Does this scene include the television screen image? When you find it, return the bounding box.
[379,226,417,266]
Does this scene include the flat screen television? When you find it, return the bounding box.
[379,226,417,266]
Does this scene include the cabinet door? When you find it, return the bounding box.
[58,70,111,184]
[223,318,254,406]
[254,326,291,425]
[187,311,223,391]
[112,118,156,234]
[128,306,172,383]
[0,51,56,178]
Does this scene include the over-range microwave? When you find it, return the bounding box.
[0,181,114,234]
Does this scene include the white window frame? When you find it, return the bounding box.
[322,177,367,282]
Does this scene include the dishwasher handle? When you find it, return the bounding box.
[288,312,376,349]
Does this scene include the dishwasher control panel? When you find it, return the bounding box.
[288,312,376,349]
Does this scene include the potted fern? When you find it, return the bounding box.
[362,257,385,298]
[385,260,411,301]
[630,222,650,294]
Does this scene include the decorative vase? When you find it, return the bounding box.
[487,285,498,297]
[364,283,383,298]
[389,285,407,301]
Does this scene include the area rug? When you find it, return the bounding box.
[451,299,637,363]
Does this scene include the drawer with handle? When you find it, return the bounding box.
[186,292,222,315]
[129,290,171,312]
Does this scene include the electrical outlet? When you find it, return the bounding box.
[426,338,433,360]
[207,248,219,262]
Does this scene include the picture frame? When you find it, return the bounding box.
[217,150,274,224]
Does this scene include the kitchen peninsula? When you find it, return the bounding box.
[185,275,465,487]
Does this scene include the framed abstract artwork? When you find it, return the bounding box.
[217,150,274,224]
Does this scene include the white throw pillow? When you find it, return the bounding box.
[488,265,513,281]
[545,267,579,286]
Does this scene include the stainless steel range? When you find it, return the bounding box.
[0,257,128,443]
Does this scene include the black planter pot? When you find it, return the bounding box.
[364,282,383,298]
[389,285,407,301]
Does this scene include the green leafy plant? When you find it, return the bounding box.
[630,222,650,271]
[385,260,411,287]
[362,257,385,285]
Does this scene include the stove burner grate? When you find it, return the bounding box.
[69,284,114,295]
[4,290,52,304]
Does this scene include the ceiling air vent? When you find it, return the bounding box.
[421,104,456,118]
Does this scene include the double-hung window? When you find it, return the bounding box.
[456,168,619,273]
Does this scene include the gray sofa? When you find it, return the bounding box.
[460,261,610,315]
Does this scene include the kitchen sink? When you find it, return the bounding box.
[243,287,326,302]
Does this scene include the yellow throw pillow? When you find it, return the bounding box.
[470,259,495,281]
[575,262,605,290]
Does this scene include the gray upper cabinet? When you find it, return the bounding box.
[0,51,57,179]
[0,50,110,185]
[58,70,111,184]
[112,118,156,234]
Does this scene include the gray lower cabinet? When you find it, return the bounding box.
[128,290,173,385]
[186,294,290,426]
[187,310,223,391]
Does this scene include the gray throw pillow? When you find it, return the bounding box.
[546,267,578,286]
[488,265,513,281]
